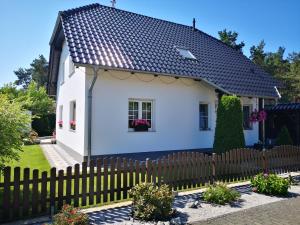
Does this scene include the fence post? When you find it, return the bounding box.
[262,151,268,173]
[146,158,151,183]
[212,153,216,184]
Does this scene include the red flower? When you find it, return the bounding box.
[70,120,76,126]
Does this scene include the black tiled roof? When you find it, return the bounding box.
[269,103,300,111]
[59,3,279,98]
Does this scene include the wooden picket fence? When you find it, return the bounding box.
[0,145,300,222]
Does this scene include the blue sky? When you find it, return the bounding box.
[0,0,299,86]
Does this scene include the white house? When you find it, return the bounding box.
[47,4,280,162]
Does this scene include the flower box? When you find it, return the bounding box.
[70,120,76,130]
[58,120,63,128]
[132,119,149,132]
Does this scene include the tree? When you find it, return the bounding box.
[250,40,266,67]
[218,29,245,52]
[0,94,31,170]
[276,126,293,145]
[14,55,49,89]
[17,81,55,116]
[213,95,245,153]
[0,82,54,116]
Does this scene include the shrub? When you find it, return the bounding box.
[129,183,174,221]
[203,183,241,205]
[251,173,291,196]
[52,204,89,225]
[276,126,293,145]
[0,94,31,170]
[213,95,245,153]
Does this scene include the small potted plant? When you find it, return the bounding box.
[58,120,63,128]
[132,119,150,132]
[250,109,267,123]
[70,120,76,130]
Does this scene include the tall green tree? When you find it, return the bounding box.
[249,40,266,67]
[218,29,245,52]
[14,55,49,89]
[0,94,31,170]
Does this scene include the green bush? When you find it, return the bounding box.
[52,204,89,225]
[251,173,291,196]
[213,95,245,153]
[203,183,241,205]
[276,126,293,145]
[129,183,174,221]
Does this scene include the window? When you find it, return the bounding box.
[176,47,196,59]
[70,101,76,130]
[243,105,252,130]
[58,105,63,128]
[199,103,209,130]
[128,99,153,130]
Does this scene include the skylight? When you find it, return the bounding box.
[177,47,196,59]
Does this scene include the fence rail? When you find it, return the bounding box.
[1,145,300,222]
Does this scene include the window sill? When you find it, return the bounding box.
[69,129,76,133]
[128,130,156,133]
[199,128,212,132]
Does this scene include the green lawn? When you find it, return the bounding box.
[7,145,51,179]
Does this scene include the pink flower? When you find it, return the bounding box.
[70,120,76,126]
[58,120,63,125]
[132,119,150,127]
[250,109,267,123]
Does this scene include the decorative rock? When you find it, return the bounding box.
[157,221,165,225]
[186,200,200,208]
[170,217,182,225]
[164,221,171,225]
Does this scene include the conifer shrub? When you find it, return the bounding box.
[213,95,245,153]
[276,126,293,145]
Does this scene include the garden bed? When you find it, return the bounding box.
[85,173,300,225]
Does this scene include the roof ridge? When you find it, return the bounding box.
[61,3,197,30]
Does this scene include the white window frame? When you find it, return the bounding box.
[176,47,197,60]
[70,100,76,131]
[128,98,155,132]
[199,102,211,131]
[243,104,253,130]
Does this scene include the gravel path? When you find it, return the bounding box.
[192,195,300,225]
[87,184,300,225]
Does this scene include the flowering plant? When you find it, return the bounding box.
[250,109,267,123]
[70,120,76,130]
[132,119,150,127]
[58,120,63,128]
[52,204,89,225]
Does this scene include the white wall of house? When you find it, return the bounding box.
[88,70,218,156]
[55,41,86,158]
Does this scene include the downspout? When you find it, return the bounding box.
[87,67,99,164]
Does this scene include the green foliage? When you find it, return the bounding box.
[14,54,49,89]
[276,126,293,145]
[218,29,245,52]
[250,41,300,102]
[251,173,291,196]
[203,183,241,205]
[52,204,89,225]
[129,183,174,221]
[0,94,31,170]
[0,81,54,116]
[213,95,245,153]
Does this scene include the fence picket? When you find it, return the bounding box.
[123,158,128,199]
[66,166,72,205]
[74,164,80,207]
[89,160,95,205]
[3,167,11,220]
[103,158,108,203]
[41,171,48,213]
[22,168,30,217]
[96,159,102,204]
[57,170,64,209]
[13,167,20,219]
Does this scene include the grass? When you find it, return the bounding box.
[4,145,51,180]
[9,145,51,171]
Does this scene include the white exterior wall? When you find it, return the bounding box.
[241,97,259,146]
[55,42,86,157]
[88,71,218,155]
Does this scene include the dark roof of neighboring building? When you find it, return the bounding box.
[49,3,280,98]
[268,103,300,111]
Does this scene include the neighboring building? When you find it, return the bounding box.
[47,4,280,162]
